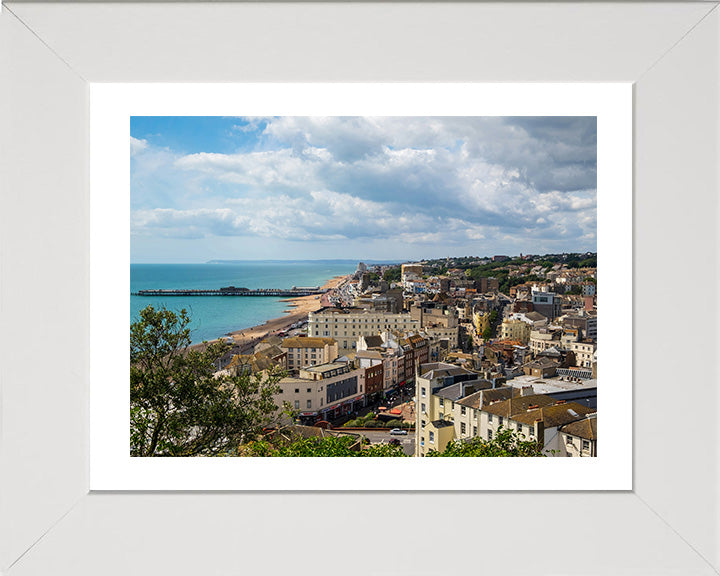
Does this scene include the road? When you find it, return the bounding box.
[357,429,416,456]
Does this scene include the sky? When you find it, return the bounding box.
[130,116,597,263]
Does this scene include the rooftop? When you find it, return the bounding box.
[281,336,337,349]
[482,394,555,418]
[511,403,595,428]
[560,415,598,440]
[457,386,519,410]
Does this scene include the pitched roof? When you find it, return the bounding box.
[362,335,384,348]
[481,394,555,418]
[281,336,336,349]
[457,386,519,409]
[560,415,598,439]
[512,403,595,428]
[420,365,474,381]
[524,357,560,369]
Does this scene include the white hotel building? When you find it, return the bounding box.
[308,307,420,351]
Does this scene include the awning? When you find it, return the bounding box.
[299,412,318,417]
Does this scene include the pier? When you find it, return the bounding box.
[134,286,325,297]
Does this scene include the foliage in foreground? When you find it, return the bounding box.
[130,305,284,457]
[242,427,546,457]
[427,427,547,457]
[242,435,406,457]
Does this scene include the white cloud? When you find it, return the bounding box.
[130,137,148,156]
[131,116,597,259]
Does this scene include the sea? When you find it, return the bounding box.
[130,260,357,344]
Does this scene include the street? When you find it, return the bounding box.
[357,429,416,456]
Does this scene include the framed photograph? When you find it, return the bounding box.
[2,2,718,575]
[90,83,630,490]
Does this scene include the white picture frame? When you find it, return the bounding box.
[1,2,718,575]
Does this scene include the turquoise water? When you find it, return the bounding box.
[131,261,356,343]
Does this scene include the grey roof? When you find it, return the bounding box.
[435,378,492,401]
[430,419,454,428]
[420,366,473,381]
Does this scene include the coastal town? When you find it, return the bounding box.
[211,253,598,457]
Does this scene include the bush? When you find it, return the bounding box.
[364,420,379,428]
[385,419,402,428]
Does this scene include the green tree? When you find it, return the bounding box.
[382,267,401,283]
[427,427,547,457]
[130,305,284,456]
[243,435,407,457]
[482,326,492,340]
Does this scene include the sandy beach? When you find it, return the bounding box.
[212,274,349,354]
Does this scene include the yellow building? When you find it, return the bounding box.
[499,319,531,344]
[472,311,490,336]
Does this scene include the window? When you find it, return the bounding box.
[498,416,503,426]
[582,440,590,451]
[439,398,444,406]
[487,429,493,440]
[295,388,299,394]
[460,422,466,434]
[421,403,426,413]
[320,398,323,406]
[429,431,435,444]
[488,414,493,423]
[294,400,300,409]
[421,420,426,428]
[473,426,477,436]
[421,387,426,397]
[566,435,574,445]
[461,406,466,415]
[307,400,312,409]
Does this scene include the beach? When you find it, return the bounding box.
[217,274,349,354]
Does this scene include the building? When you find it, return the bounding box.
[499,318,532,344]
[528,326,567,355]
[568,340,597,368]
[476,277,500,293]
[509,402,596,455]
[417,378,495,456]
[307,307,420,351]
[472,310,491,336]
[280,336,338,372]
[414,362,478,454]
[532,289,562,320]
[276,361,364,424]
[559,414,598,456]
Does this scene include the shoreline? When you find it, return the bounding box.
[193,274,349,354]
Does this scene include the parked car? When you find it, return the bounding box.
[389,428,408,435]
